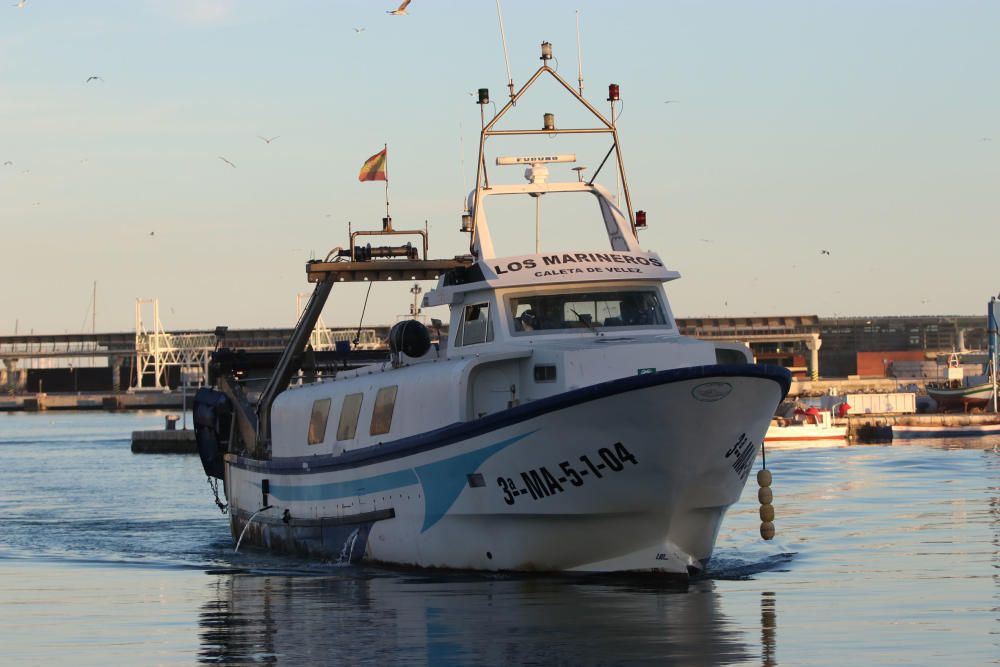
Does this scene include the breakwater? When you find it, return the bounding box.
[0,391,186,412]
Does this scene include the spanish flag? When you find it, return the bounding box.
[358,148,387,182]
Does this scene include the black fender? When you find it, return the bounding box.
[193,387,232,480]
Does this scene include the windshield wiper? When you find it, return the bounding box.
[570,308,601,336]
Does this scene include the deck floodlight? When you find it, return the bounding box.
[543,113,555,131]
[477,88,489,105]
[635,210,647,229]
[608,83,620,102]
[461,212,473,232]
[540,42,553,61]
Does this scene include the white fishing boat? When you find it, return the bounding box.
[925,353,995,412]
[764,409,847,445]
[193,43,790,577]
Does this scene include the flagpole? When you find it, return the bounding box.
[383,143,390,224]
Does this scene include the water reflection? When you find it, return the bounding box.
[760,592,777,667]
[198,572,758,665]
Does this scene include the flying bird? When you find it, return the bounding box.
[2,161,12,166]
[149,231,155,237]
[353,27,366,33]
[14,0,27,8]
[218,156,236,168]
[86,76,103,83]
[820,249,831,255]
[664,100,680,104]
[387,0,410,15]
[257,135,279,144]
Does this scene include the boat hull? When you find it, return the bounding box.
[226,364,788,576]
[926,383,994,411]
[764,425,847,444]
[892,423,1000,439]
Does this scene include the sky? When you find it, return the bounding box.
[1,0,997,335]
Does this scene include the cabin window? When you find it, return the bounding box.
[370,385,398,436]
[456,303,493,346]
[336,393,364,441]
[509,289,668,333]
[534,365,557,382]
[715,347,749,365]
[307,398,332,445]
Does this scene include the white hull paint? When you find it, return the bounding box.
[764,424,847,444]
[926,383,994,410]
[226,369,783,575]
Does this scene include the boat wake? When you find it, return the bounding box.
[699,550,797,580]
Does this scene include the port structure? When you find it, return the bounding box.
[132,298,215,391]
[295,293,381,352]
[133,297,382,391]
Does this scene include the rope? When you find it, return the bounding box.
[354,281,373,346]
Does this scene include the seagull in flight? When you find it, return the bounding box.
[664,99,680,104]
[2,161,12,166]
[353,27,366,33]
[86,76,103,83]
[387,0,410,15]
[218,156,236,168]
[820,249,831,255]
[257,135,279,144]
[14,0,27,8]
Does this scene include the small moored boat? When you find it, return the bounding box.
[926,353,995,412]
[892,422,1000,439]
[765,407,847,445]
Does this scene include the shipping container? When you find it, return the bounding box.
[844,392,917,414]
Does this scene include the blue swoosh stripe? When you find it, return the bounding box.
[268,468,419,502]
[415,431,531,532]
[264,431,532,530]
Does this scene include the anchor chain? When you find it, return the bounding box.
[207,476,228,514]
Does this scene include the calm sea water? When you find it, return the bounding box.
[0,411,996,665]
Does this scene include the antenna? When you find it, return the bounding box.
[495,0,515,102]
[576,10,584,95]
[458,118,468,209]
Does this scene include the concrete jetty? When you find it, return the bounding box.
[0,391,185,412]
[844,412,1000,441]
[131,415,197,454]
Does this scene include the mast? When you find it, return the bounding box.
[989,296,998,413]
[468,42,637,256]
